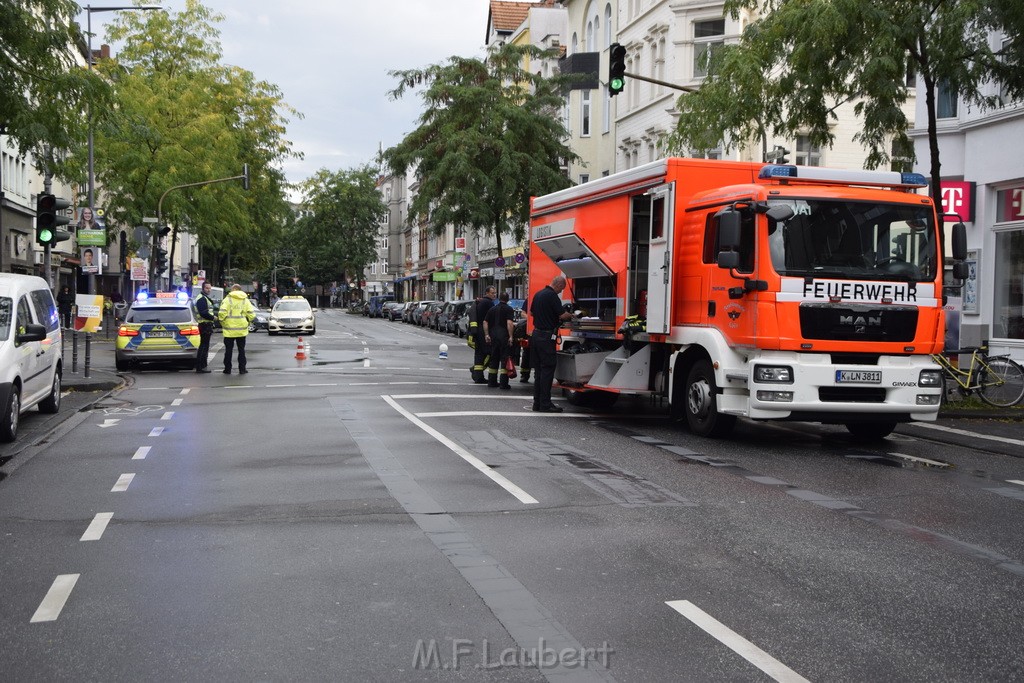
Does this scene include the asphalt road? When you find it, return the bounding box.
[0,310,1022,682]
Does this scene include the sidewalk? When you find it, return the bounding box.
[60,330,123,393]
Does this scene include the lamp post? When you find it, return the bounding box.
[83,5,160,294]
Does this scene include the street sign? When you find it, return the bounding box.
[142,217,158,223]
[495,267,506,280]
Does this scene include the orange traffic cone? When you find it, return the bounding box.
[295,337,307,360]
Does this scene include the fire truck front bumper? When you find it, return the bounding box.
[731,353,944,423]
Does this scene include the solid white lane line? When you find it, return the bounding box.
[887,452,950,468]
[417,411,594,418]
[382,395,539,505]
[132,446,151,460]
[666,600,810,683]
[80,513,113,541]
[111,474,135,492]
[30,574,80,623]
[161,411,174,420]
[1009,480,1024,487]
[912,422,1024,446]
[171,398,183,406]
[148,427,164,437]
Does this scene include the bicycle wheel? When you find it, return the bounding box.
[978,358,1024,407]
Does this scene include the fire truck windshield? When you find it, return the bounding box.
[766,198,937,282]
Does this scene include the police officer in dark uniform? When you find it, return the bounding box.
[194,282,216,373]
[483,291,515,389]
[468,286,496,384]
[529,275,572,412]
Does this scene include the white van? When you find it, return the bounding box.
[0,274,63,442]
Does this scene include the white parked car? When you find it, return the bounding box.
[0,274,63,442]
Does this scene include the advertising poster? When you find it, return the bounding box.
[74,294,104,333]
[76,206,107,247]
[81,247,103,275]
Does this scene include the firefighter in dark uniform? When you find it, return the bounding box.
[194,282,216,373]
[483,291,516,389]
[468,285,496,384]
[511,315,531,382]
[529,275,572,412]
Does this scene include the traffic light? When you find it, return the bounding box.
[154,246,168,275]
[608,43,626,97]
[766,145,791,164]
[36,194,71,246]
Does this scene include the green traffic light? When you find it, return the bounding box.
[39,228,54,243]
[611,78,624,91]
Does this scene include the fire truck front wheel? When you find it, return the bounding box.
[684,359,736,438]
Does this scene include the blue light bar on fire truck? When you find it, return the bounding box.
[758,165,928,189]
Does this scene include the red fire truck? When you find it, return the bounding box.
[527,158,967,440]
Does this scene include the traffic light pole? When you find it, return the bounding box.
[152,166,249,289]
[621,71,698,93]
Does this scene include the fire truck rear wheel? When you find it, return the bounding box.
[685,359,736,438]
[844,421,897,441]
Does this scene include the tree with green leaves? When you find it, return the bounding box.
[90,0,299,284]
[383,43,578,258]
[1,0,108,177]
[667,0,1024,217]
[290,166,385,293]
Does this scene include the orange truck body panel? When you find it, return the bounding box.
[526,158,947,433]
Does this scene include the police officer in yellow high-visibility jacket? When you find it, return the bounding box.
[218,284,255,375]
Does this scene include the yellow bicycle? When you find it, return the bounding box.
[930,345,1024,408]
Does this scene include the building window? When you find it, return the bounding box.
[999,36,1013,106]
[693,19,725,79]
[693,147,723,160]
[381,258,389,275]
[581,90,592,136]
[996,186,1024,223]
[994,229,1024,339]
[890,138,913,173]
[937,80,958,118]
[579,174,590,184]
[370,261,378,275]
[795,135,822,166]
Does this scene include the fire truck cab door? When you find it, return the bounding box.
[645,184,674,334]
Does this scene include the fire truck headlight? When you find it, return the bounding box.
[918,369,943,387]
[754,365,793,383]
[916,394,941,405]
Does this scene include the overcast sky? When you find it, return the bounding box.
[83,0,493,192]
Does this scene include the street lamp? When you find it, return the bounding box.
[83,5,160,293]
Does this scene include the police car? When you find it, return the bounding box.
[115,291,201,371]
[268,296,316,335]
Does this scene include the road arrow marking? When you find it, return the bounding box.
[97,419,120,428]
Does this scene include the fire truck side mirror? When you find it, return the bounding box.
[717,210,742,249]
[950,222,967,261]
[717,251,740,270]
[952,262,969,280]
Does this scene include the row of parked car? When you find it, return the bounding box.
[377,299,526,337]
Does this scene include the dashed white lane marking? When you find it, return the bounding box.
[266,384,298,388]
[171,398,183,406]
[179,388,190,395]
[132,446,151,460]
[309,383,338,387]
[111,473,135,492]
[666,600,810,683]
[161,411,174,420]
[1009,480,1024,487]
[383,395,539,505]
[148,427,164,437]
[912,422,1024,447]
[80,513,113,541]
[30,574,80,623]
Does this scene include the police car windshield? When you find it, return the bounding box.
[127,307,193,324]
[275,301,310,311]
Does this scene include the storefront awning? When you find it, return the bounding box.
[393,275,416,283]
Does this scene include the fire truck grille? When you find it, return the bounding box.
[799,304,918,342]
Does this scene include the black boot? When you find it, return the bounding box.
[499,376,511,391]
[520,372,531,383]
[487,373,499,388]
[472,369,486,384]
